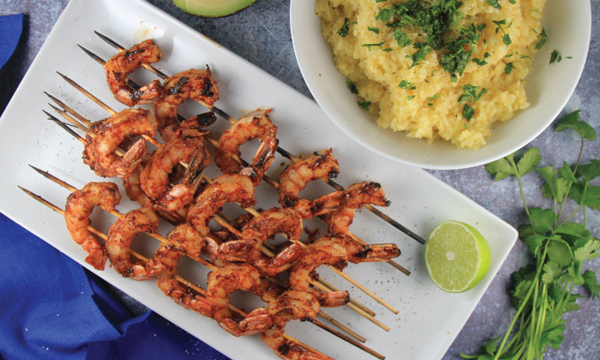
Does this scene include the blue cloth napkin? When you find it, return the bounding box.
[0,14,24,70]
[0,212,229,360]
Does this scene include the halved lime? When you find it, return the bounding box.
[425,221,491,293]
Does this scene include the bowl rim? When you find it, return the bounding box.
[289,0,592,170]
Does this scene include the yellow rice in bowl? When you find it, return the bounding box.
[315,0,546,149]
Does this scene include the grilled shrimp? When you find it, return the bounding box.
[153,68,219,140]
[278,149,340,219]
[121,155,188,224]
[105,39,163,107]
[153,224,214,318]
[160,111,217,143]
[187,174,256,237]
[219,207,304,276]
[261,290,329,360]
[214,109,278,186]
[83,109,157,178]
[288,237,349,308]
[140,138,210,211]
[314,182,401,263]
[65,182,121,270]
[106,207,161,280]
[206,263,273,336]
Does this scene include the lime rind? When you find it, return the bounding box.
[425,221,491,293]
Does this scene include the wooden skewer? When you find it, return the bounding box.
[23,172,386,359]
[18,186,341,360]
[51,81,398,316]
[47,81,401,316]
[43,110,387,333]
[86,32,426,245]
[45,92,385,321]
[78,44,413,276]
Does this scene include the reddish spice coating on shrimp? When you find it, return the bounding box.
[104,39,163,107]
[153,68,219,140]
[214,109,278,186]
[65,182,121,270]
[262,290,331,360]
[83,109,157,178]
[278,149,340,219]
[187,174,256,237]
[106,207,161,280]
[140,138,210,211]
[206,263,273,336]
[219,207,304,276]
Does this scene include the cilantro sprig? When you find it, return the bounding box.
[465,111,600,360]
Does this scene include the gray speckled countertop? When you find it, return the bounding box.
[1,1,598,359]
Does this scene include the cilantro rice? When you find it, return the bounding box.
[316,0,546,149]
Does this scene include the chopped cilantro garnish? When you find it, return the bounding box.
[357,100,372,110]
[399,80,417,90]
[362,41,386,50]
[488,0,501,9]
[347,80,358,94]
[368,26,380,34]
[439,22,486,77]
[505,62,514,74]
[535,27,548,49]
[463,104,475,120]
[459,84,487,103]
[337,18,357,38]
[520,55,532,59]
[428,93,440,101]
[472,58,487,66]
[493,20,513,45]
[550,49,562,64]
[407,95,416,101]
[393,28,412,47]
[509,0,516,3]
[410,42,431,67]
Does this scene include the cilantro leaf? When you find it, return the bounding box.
[487,0,501,9]
[517,147,542,176]
[558,161,577,183]
[393,28,412,47]
[528,207,555,234]
[550,49,562,64]
[357,100,372,111]
[347,80,358,94]
[573,239,600,262]
[547,239,573,268]
[542,262,564,284]
[535,27,548,49]
[463,104,474,120]
[554,222,591,239]
[505,62,514,74]
[576,160,600,182]
[485,154,517,181]
[337,18,357,38]
[583,270,600,299]
[555,110,597,141]
[399,80,416,90]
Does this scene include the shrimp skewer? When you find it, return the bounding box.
[21,186,337,359]
[214,109,278,186]
[218,207,304,276]
[82,108,157,177]
[104,39,163,106]
[64,182,121,270]
[106,207,162,280]
[86,31,427,247]
[47,83,399,319]
[153,68,219,141]
[28,169,368,340]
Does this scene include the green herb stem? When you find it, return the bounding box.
[555,137,584,226]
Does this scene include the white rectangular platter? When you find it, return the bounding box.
[0,0,518,359]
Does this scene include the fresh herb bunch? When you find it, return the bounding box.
[464,110,600,360]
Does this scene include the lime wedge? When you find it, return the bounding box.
[425,221,491,293]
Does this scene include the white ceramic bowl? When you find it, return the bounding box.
[290,0,591,170]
